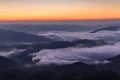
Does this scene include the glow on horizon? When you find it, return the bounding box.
[0,0,120,21]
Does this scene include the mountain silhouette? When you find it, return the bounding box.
[0,29,51,43]
[91,26,120,33]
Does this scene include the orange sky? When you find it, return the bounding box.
[0,0,120,20]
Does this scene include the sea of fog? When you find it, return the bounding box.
[1,26,120,65]
[31,27,120,65]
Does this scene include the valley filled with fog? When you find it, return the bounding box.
[0,25,120,80]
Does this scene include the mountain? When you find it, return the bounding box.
[0,29,51,43]
[0,56,19,71]
[106,55,120,73]
[83,71,120,80]
[93,55,120,74]
[91,26,120,33]
[0,56,27,80]
[25,62,96,80]
[0,56,118,80]
[0,24,103,34]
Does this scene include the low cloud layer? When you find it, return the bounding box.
[38,30,120,42]
[32,42,120,65]
[0,48,25,57]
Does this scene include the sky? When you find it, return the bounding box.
[0,0,120,21]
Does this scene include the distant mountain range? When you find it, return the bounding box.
[0,24,105,34]
[0,29,51,43]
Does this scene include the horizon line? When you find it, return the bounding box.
[0,18,120,22]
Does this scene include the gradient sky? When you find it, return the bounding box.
[0,0,120,20]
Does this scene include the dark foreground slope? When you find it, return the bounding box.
[0,56,119,80]
[0,56,19,71]
[0,56,96,80]
[94,55,120,74]
[22,62,96,80]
